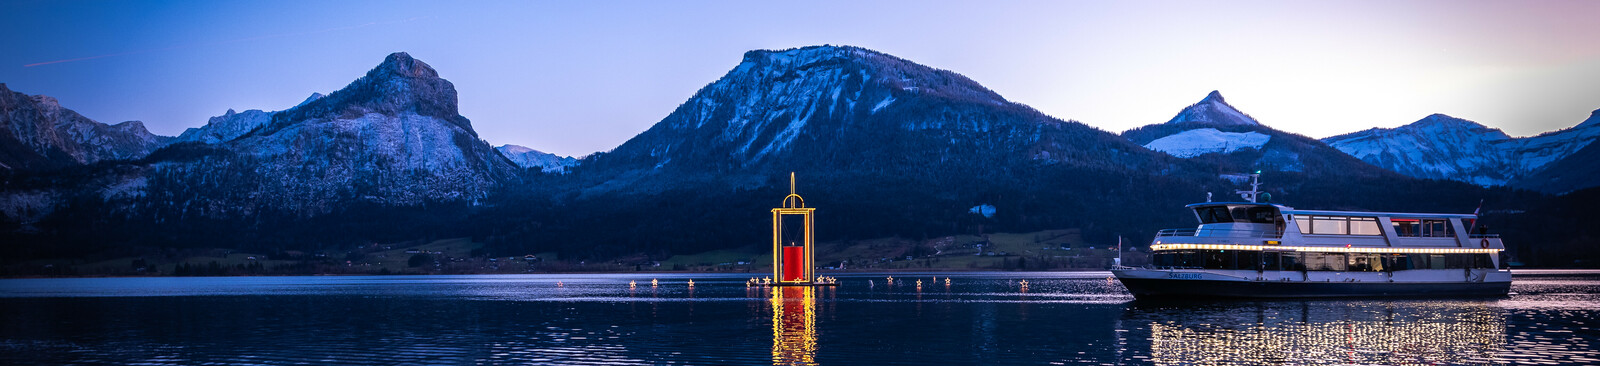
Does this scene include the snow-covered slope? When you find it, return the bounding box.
[496,144,577,172]
[1143,128,1270,158]
[174,108,274,144]
[174,93,324,145]
[1505,110,1600,173]
[1323,110,1600,189]
[1322,114,1514,186]
[0,83,172,170]
[1165,90,1261,126]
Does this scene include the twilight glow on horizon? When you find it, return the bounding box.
[3,0,1597,157]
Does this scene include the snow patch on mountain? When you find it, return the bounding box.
[1144,128,1270,158]
[497,144,578,172]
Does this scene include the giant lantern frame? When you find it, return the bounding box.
[772,173,816,285]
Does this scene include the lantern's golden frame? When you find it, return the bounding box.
[772,173,816,285]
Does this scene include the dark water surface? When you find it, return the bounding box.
[2,271,1596,365]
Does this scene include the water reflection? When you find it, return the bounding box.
[1133,302,1507,365]
[1,272,1595,365]
[769,286,818,366]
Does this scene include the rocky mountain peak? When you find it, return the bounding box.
[1165,90,1260,126]
[373,52,438,79]
[265,52,471,137]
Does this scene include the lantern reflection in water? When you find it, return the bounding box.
[1145,303,1505,365]
[770,286,818,365]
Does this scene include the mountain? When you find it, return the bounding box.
[4,52,519,225]
[156,52,520,214]
[4,47,1576,271]
[496,144,577,172]
[584,45,1161,181]
[1322,110,1600,190]
[0,83,172,170]
[1514,138,1600,194]
[1164,90,1261,126]
[1320,114,1513,186]
[1122,91,1393,178]
[525,45,1196,257]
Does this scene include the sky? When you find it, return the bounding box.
[3,1,1598,157]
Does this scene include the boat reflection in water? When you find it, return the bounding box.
[1133,301,1505,365]
[770,286,818,365]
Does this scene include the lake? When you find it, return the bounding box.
[2,271,1597,365]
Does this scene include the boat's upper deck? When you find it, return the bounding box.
[1155,202,1501,252]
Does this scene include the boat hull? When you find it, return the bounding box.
[1114,271,1510,299]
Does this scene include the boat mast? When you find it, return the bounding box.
[1236,171,1263,203]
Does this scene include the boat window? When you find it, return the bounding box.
[1233,206,1281,224]
[1428,254,1447,269]
[1347,253,1385,272]
[1150,250,1491,270]
[1295,215,1381,236]
[1237,251,1261,271]
[1195,207,1233,224]
[1395,218,1455,237]
[1392,219,1420,237]
[1423,219,1454,238]
[1312,216,1348,235]
[1205,250,1236,270]
[1349,217,1382,235]
[1303,252,1347,271]
[1262,252,1281,271]
[1280,253,1305,271]
[1382,254,1411,271]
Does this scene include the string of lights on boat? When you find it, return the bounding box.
[1149,243,1501,254]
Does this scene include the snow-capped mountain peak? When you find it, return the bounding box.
[1166,90,1261,126]
[496,144,579,173]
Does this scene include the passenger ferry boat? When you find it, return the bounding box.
[1112,173,1511,299]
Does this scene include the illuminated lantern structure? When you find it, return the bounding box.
[772,173,819,285]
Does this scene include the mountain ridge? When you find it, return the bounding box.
[0,83,172,170]
[1323,112,1600,190]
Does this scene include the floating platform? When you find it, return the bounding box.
[769,282,839,287]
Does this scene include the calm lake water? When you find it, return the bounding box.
[2,271,1597,365]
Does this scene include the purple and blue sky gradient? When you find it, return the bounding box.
[3,0,1598,157]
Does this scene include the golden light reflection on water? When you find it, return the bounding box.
[770,287,818,366]
[1147,304,1506,365]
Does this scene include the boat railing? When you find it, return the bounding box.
[1469,234,1501,239]
[1155,228,1284,238]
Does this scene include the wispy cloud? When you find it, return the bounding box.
[24,16,430,68]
